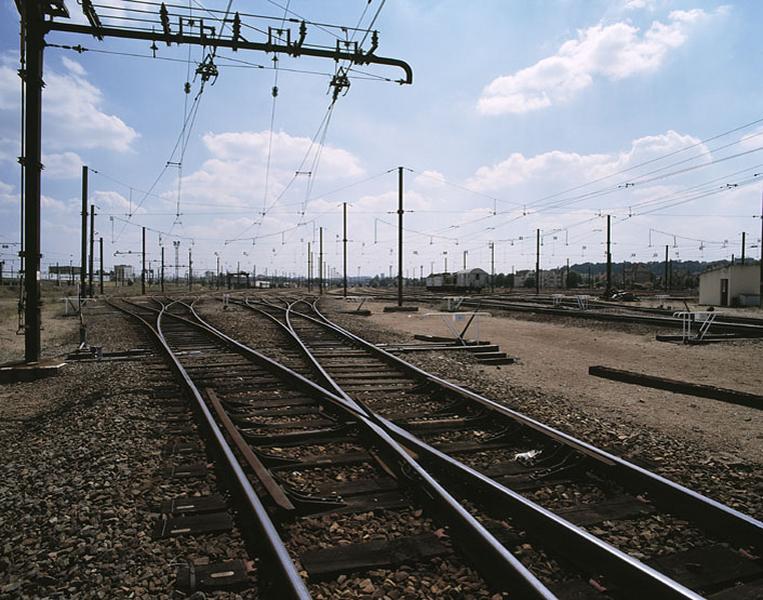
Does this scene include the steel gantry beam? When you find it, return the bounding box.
[43,23,413,84]
[14,0,412,362]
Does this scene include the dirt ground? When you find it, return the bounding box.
[331,298,763,464]
[0,288,80,365]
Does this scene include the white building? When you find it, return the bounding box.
[698,263,759,306]
[113,264,134,284]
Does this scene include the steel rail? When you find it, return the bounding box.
[236,297,708,599]
[349,290,763,335]
[468,298,763,335]
[243,297,340,395]
[304,300,763,550]
[484,293,763,326]
[107,299,310,599]
[178,299,556,599]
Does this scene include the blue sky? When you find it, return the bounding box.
[1,0,762,279]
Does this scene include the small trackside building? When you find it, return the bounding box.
[698,263,760,306]
[455,268,489,290]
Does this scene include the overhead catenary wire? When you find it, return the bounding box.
[228,99,339,243]
[114,86,205,241]
[260,1,289,222]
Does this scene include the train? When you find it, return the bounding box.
[425,268,488,292]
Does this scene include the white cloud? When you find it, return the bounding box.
[202,131,364,179]
[41,194,66,211]
[0,137,16,163]
[468,130,708,193]
[175,130,365,214]
[624,0,657,10]
[737,127,763,152]
[0,57,138,152]
[0,179,15,206]
[93,190,145,215]
[43,152,83,179]
[310,189,432,216]
[413,169,446,188]
[477,8,722,115]
[61,56,86,77]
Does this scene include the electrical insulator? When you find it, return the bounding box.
[232,12,241,41]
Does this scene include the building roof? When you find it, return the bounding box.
[455,268,488,275]
[699,263,759,276]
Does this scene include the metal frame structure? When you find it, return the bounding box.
[14,0,412,362]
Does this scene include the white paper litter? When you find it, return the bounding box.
[513,449,542,463]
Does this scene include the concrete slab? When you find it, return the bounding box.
[0,359,66,384]
[382,305,419,313]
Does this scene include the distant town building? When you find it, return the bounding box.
[48,265,81,276]
[113,264,134,284]
[699,263,759,306]
[540,269,564,289]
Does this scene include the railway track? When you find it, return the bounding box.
[112,297,567,599]
[212,293,763,599]
[347,289,763,337]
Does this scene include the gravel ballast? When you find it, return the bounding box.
[321,298,762,519]
[0,305,256,599]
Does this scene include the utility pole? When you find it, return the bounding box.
[463,250,467,270]
[741,231,746,265]
[669,258,673,291]
[188,248,192,291]
[760,191,763,308]
[14,1,411,365]
[343,202,348,298]
[490,242,495,292]
[606,214,612,295]
[535,228,541,295]
[622,260,626,288]
[99,237,104,295]
[55,262,59,286]
[161,245,165,292]
[173,241,180,285]
[397,167,404,307]
[88,203,95,297]
[307,241,312,292]
[664,245,669,292]
[80,166,88,306]
[141,226,146,295]
[566,257,570,290]
[319,227,323,295]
